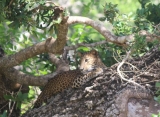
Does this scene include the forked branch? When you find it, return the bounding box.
[117,51,144,89]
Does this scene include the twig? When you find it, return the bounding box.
[8,100,16,117]
[117,51,145,89]
[113,51,120,63]
[0,102,9,111]
[125,62,139,71]
[8,85,22,117]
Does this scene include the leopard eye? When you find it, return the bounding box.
[85,59,88,62]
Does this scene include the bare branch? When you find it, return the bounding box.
[1,41,44,69]
[3,68,58,86]
[65,40,108,51]
[3,53,69,86]
[49,53,61,65]
[68,16,160,45]
[0,37,51,70]
[49,53,70,72]
[52,23,68,54]
[139,30,160,41]
[67,16,134,45]
[0,21,68,70]
[117,51,144,88]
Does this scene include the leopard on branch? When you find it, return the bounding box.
[33,50,106,108]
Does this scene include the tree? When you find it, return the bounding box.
[0,0,160,117]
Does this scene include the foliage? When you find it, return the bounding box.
[152,112,160,117]
[0,0,160,116]
[21,86,36,114]
[0,110,7,117]
[154,82,160,103]
[1,0,65,29]
[99,2,119,23]
[4,92,28,109]
[139,0,160,24]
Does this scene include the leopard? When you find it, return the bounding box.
[33,49,106,108]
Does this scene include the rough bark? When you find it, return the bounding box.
[22,45,160,117]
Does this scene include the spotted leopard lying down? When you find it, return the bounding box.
[33,50,105,108]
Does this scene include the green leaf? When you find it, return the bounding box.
[3,95,14,100]
[99,17,106,21]
[0,110,7,117]
[151,114,158,117]
[22,93,28,100]
[155,82,160,88]
[16,102,21,109]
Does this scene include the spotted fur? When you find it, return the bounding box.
[33,50,105,108]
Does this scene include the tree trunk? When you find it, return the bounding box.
[22,45,160,117]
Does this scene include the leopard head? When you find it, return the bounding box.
[79,50,104,74]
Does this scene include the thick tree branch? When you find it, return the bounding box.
[0,37,52,70]
[51,23,68,54]
[67,16,134,45]
[68,16,159,45]
[2,54,70,86]
[3,68,57,86]
[49,53,69,72]
[65,40,108,51]
[0,19,69,70]
[2,61,65,88]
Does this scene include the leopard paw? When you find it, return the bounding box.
[95,67,103,76]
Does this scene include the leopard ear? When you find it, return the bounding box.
[90,49,98,56]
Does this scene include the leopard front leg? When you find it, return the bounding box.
[72,67,103,88]
[94,67,103,76]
